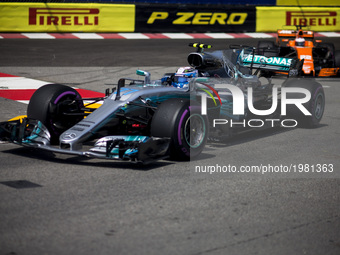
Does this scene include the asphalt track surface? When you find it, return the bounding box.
[0,38,340,255]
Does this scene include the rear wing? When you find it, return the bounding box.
[238,48,295,72]
[277,29,314,41]
[277,29,314,39]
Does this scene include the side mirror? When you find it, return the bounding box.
[136,70,151,84]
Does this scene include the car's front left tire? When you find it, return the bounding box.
[151,98,208,160]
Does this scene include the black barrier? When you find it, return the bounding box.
[63,0,275,4]
[135,4,256,33]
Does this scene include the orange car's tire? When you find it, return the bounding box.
[334,50,340,68]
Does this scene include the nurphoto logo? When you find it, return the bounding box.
[200,84,312,128]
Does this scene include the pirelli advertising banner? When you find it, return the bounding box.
[256,7,340,32]
[135,5,256,32]
[0,3,135,32]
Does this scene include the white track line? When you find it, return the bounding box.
[22,33,55,39]
[0,77,48,89]
[118,33,150,39]
[245,32,274,38]
[72,33,104,39]
[205,33,235,39]
[162,33,194,39]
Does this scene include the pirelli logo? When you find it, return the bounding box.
[286,11,337,26]
[28,8,99,26]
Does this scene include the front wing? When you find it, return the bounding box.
[0,118,170,164]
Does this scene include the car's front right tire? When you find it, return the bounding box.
[27,84,84,144]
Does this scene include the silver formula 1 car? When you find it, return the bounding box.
[0,44,325,163]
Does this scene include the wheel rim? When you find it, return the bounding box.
[314,93,324,120]
[184,114,206,148]
[49,93,82,134]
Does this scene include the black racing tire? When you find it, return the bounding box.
[150,98,208,160]
[27,84,84,144]
[283,79,325,128]
[318,42,335,56]
[334,50,340,68]
[257,41,278,57]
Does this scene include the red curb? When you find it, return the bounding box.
[0,33,28,39]
[143,33,170,39]
[0,73,18,77]
[228,33,252,38]
[97,33,125,39]
[0,89,36,101]
[187,33,213,39]
[49,33,79,39]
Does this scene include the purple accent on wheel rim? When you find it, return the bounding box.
[313,87,324,119]
[178,109,188,146]
[54,91,76,104]
[313,86,322,99]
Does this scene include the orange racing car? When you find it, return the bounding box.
[257,28,340,77]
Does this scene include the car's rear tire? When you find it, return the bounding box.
[283,79,325,128]
[27,84,84,144]
[318,42,335,57]
[151,98,208,160]
[334,50,340,68]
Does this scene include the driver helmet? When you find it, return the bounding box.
[295,37,305,47]
[172,67,198,88]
